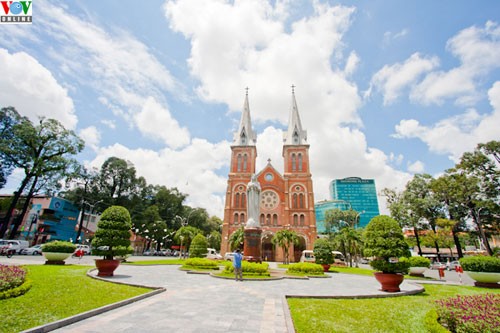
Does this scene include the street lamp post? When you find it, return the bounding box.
[176,214,190,259]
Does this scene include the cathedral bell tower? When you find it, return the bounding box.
[221,89,257,255]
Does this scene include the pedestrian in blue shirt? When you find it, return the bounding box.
[233,249,243,281]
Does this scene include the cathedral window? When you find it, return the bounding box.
[300,214,305,226]
[299,193,304,208]
[291,153,296,171]
[241,193,246,208]
[273,214,278,226]
[298,153,303,171]
[235,193,240,208]
[243,154,248,171]
[292,193,298,208]
[266,214,271,225]
[234,213,239,224]
[237,154,242,172]
[293,214,298,226]
[240,213,245,224]
[260,214,265,225]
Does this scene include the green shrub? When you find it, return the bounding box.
[0,279,32,300]
[363,215,410,273]
[313,238,334,265]
[287,263,324,275]
[459,256,500,272]
[408,256,431,268]
[41,241,76,253]
[223,261,270,276]
[183,258,218,269]
[92,206,134,260]
[189,234,208,258]
[423,309,449,333]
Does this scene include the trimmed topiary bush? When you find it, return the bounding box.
[363,215,410,274]
[287,262,324,275]
[41,241,76,253]
[223,261,270,276]
[460,256,500,272]
[313,238,334,265]
[408,256,431,268]
[92,206,133,260]
[189,234,208,258]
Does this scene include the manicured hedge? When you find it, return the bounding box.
[0,279,32,300]
[223,261,270,276]
[183,258,219,270]
[460,256,500,272]
[287,263,324,275]
[408,256,431,268]
[41,241,76,253]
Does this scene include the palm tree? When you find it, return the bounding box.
[272,229,299,264]
[228,226,244,251]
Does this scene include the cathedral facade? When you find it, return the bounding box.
[220,89,317,263]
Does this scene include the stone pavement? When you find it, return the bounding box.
[43,263,424,333]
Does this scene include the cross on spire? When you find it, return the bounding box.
[245,87,249,96]
[291,84,295,94]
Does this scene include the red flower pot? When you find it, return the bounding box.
[321,264,331,272]
[374,272,404,292]
[95,259,120,277]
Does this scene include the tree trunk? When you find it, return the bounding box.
[413,228,423,256]
[9,176,38,239]
[471,207,493,255]
[0,175,31,238]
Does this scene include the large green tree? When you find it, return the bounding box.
[0,110,84,238]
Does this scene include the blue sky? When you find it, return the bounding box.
[1,0,499,218]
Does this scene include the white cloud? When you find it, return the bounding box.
[383,28,409,45]
[79,126,101,152]
[134,97,190,149]
[0,48,77,129]
[89,139,230,217]
[411,21,500,106]
[407,160,424,173]
[394,81,500,161]
[370,53,439,105]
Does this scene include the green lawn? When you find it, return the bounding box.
[288,284,500,333]
[123,258,186,265]
[0,265,151,333]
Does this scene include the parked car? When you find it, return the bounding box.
[206,248,222,260]
[224,252,236,261]
[0,239,29,254]
[447,261,461,271]
[299,250,315,263]
[75,244,91,255]
[20,244,43,255]
[430,262,446,270]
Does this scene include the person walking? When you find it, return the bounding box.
[233,249,243,281]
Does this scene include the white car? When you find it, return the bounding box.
[75,244,91,255]
[224,252,236,261]
[20,244,43,255]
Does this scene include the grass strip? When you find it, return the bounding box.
[123,259,186,265]
[288,284,499,333]
[0,265,150,333]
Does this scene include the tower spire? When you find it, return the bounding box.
[283,85,307,145]
[233,88,257,146]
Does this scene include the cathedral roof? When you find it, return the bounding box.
[283,86,307,145]
[233,89,257,146]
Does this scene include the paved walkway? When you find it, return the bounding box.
[44,263,424,333]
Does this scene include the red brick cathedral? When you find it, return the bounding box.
[221,89,317,263]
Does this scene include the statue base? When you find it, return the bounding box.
[244,227,262,263]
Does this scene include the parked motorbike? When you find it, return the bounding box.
[0,246,15,258]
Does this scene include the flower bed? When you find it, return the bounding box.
[435,293,500,333]
[0,264,31,299]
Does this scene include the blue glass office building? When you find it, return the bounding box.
[314,200,352,234]
[330,177,380,228]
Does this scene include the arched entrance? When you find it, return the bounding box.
[261,232,275,261]
[293,236,307,263]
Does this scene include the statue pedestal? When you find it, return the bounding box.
[244,228,262,263]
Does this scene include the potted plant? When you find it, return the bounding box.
[41,240,76,265]
[363,215,410,292]
[460,256,500,288]
[313,238,334,272]
[408,256,431,276]
[92,206,133,277]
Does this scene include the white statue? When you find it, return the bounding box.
[246,174,261,228]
